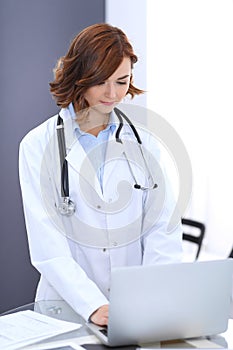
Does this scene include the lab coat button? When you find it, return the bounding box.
[113,241,118,247]
[97,205,101,209]
[103,248,106,252]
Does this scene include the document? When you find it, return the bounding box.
[0,310,81,350]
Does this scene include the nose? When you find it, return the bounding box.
[104,82,117,99]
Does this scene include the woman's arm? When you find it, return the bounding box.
[19,127,108,321]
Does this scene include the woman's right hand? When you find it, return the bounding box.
[90,304,109,326]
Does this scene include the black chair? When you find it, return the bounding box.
[182,218,206,260]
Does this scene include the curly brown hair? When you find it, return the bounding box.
[49,23,144,111]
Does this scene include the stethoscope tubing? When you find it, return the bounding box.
[56,115,70,198]
[114,107,142,144]
[56,107,157,215]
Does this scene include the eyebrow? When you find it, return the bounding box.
[117,74,130,80]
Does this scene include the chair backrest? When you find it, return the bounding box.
[182,218,205,260]
[229,247,233,258]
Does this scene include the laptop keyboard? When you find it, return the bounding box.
[100,326,108,337]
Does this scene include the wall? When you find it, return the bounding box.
[105,0,147,108]
[146,0,233,257]
[107,0,233,258]
[0,0,105,313]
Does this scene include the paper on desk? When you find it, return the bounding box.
[0,309,81,350]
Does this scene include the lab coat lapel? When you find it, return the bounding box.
[59,108,103,198]
[66,141,103,198]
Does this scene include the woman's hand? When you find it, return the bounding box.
[90,304,109,326]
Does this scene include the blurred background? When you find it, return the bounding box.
[0,0,232,313]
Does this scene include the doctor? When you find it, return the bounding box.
[19,23,183,327]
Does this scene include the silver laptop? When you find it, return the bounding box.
[87,259,233,346]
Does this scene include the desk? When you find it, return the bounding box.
[2,300,233,349]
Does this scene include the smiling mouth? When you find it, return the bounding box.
[100,101,115,106]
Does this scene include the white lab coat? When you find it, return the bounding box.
[19,106,183,321]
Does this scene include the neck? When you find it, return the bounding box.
[76,108,110,136]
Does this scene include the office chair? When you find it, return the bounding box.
[229,247,233,258]
[182,218,206,260]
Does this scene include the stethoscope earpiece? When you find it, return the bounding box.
[134,184,141,189]
[134,183,158,191]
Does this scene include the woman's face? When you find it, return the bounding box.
[84,57,131,114]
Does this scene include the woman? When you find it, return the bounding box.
[19,23,183,326]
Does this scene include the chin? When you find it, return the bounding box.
[92,103,116,114]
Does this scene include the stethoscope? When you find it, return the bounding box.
[56,107,158,216]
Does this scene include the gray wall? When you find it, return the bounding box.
[0,0,105,313]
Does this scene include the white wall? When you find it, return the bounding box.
[105,0,147,107]
[147,0,233,257]
[106,0,233,258]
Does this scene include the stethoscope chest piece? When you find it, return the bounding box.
[58,197,76,216]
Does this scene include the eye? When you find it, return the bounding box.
[117,81,128,85]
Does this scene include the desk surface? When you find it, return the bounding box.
[2,300,233,349]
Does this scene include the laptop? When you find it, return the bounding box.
[87,259,233,346]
